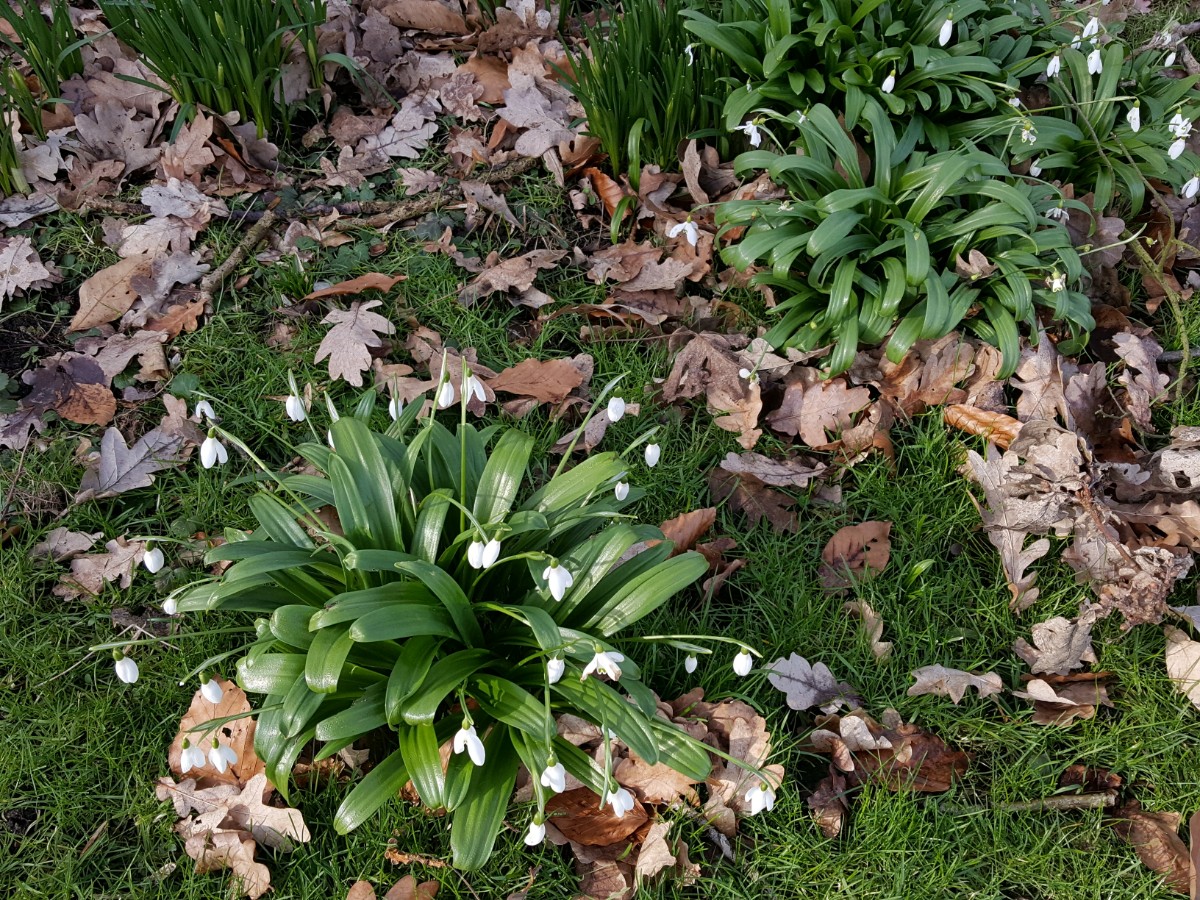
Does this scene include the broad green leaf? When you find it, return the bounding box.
[334,747,409,834]
[449,724,519,870]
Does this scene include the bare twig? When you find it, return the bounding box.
[993,791,1119,813]
[198,207,278,310]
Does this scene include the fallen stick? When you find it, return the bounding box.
[198,207,278,310]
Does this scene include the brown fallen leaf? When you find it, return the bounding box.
[1013,614,1098,676]
[458,249,566,307]
[943,404,1022,449]
[662,332,763,449]
[52,536,144,600]
[347,881,377,900]
[1164,626,1200,712]
[716,451,827,488]
[1012,677,1112,726]
[315,299,396,386]
[303,273,406,300]
[546,787,648,846]
[614,754,700,805]
[707,466,798,533]
[71,254,153,331]
[584,166,629,217]
[765,653,860,713]
[1110,799,1192,894]
[657,508,716,554]
[767,367,872,449]
[907,666,1003,704]
[32,527,100,561]
[487,357,585,405]
[843,600,893,659]
[383,875,440,900]
[819,522,892,591]
[75,423,190,503]
[807,768,850,838]
[0,234,55,307]
[633,821,677,883]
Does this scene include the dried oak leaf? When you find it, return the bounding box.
[546,787,648,846]
[843,599,893,659]
[487,357,585,405]
[819,521,892,591]
[614,754,700,805]
[381,875,440,900]
[169,677,266,788]
[0,235,53,307]
[707,466,797,533]
[457,249,566,307]
[767,367,872,448]
[315,299,396,387]
[808,768,850,838]
[32,527,100,561]
[1013,677,1112,726]
[907,666,1003,704]
[1164,626,1200,712]
[766,653,860,713]
[657,508,716,554]
[75,423,188,502]
[809,711,970,792]
[872,334,974,416]
[20,354,116,426]
[1013,614,1098,676]
[662,332,762,449]
[1010,336,1072,425]
[1113,333,1169,431]
[303,273,406,300]
[1110,800,1191,895]
[52,535,143,600]
[1063,532,1192,629]
[716,451,827,488]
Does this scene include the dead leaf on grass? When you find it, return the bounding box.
[168,677,265,788]
[1013,614,1098,676]
[843,600,893,658]
[303,273,406,300]
[32,527,100,561]
[52,536,143,600]
[0,235,55,307]
[765,653,860,713]
[908,666,1003,704]
[808,769,850,838]
[315,299,396,386]
[1110,800,1191,895]
[487,357,586,405]
[1012,677,1112,726]
[1164,626,1200,712]
[75,422,189,502]
[819,522,892,591]
[657,508,716,553]
[457,248,566,307]
[547,787,648,846]
[72,253,153,330]
[707,466,798,533]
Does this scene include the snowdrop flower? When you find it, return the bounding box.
[1028,158,1043,177]
[581,648,626,681]
[1046,53,1061,78]
[524,818,546,846]
[1081,16,1100,40]
[684,43,696,65]
[481,538,501,569]
[547,655,565,684]
[644,443,661,468]
[745,781,776,815]
[388,395,404,421]
[1184,174,1200,200]
[1171,112,1192,138]
[738,367,759,385]
[1166,50,1177,67]
[463,373,487,407]
[200,430,228,469]
[795,110,807,126]
[436,380,455,409]
[180,738,206,773]
[467,539,487,569]
[668,219,700,247]
[1087,47,1103,75]
[114,653,139,684]
[200,673,224,704]
[1019,120,1037,144]
[540,759,567,794]
[606,396,626,422]
[1008,96,1022,108]
[285,394,307,422]
[542,561,574,601]
[881,69,896,94]
[162,595,178,615]
[1172,138,1189,159]
[1046,205,1069,222]
[614,481,630,501]
[732,649,754,676]
[735,121,762,147]
[684,654,698,674]
[193,400,216,423]
[209,739,238,774]
[454,723,486,766]
[938,15,953,47]
[603,786,637,818]
[143,543,164,574]
[1126,102,1141,132]
[1047,270,1067,292]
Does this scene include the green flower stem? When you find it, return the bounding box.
[88,626,254,653]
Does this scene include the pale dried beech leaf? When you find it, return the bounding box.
[1164,626,1200,712]
[72,254,153,330]
[32,527,101,561]
[657,508,716,553]
[907,665,1004,704]
[634,821,677,883]
[315,299,396,386]
[0,235,52,306]
[487,357,585,404]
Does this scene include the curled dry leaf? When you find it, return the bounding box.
[1109,799,1192,895]
[707,465,799,533]
[303,273,406,300]
[74,421,190,502]
[486,357,586,406]
[51,535,143,601]
[907,665,1004,704]
[1012,676,1113,726]
[807,768,850,838]
[72,253,152,330]
[943,404,1021,449]
[843,600,892,659]
[32,527,100,561]
[0,235,54,307]
[819,521,892,591]
[1164,626,1200,712]
[656,507,716,553]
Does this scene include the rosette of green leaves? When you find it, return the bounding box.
[683,0,1051,151]
[174,396,716,870]
[718,105,1091,374]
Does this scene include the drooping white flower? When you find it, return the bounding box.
[437,381,456,409]
[606,396,626,422]
[1166,51,1177,67]
[209,739,238,774]
[738,366,760,384]
[614,481,630,501]
[881,70,896,94]
[1171,113,1192,139]
[388,395,404,421]
[938,16,953,47]
[481,538,501,569]
[464,374,487,406]
[143,545,164,574]
[180,738,205,773]
[795,110,807,126]
[1046,53,1061,78]
[467,539,486,569]
[193,400,216,423]
[162,595,178,615]
[1087,48,1103,75]
[1081,16,1100,40]
[1184,175,1200,200]
[1028,158,1043,177]
[200,675,223,704]
[1008,96,1022,109]
[684,654,698,674]
[542,562,574,601]
[285,394,307,422]
[735,121,762,147]
[745,782,777,815]
[1045,205,1069,222]
[1171,138,1188,160]
[547,655,565,684]
[453,723,486,766]
[200,432,228,469]
[668,219,700,247]
[581,649,626,681]
[540,760,567,794]
[1047,270,1067,292]
[684,43,696,65]
[644,443,661,468]
[732,649,754,676]
[524,818,546,846]
[1019,120,1037,144]
[1126,103,1141,132]
[603,786,637,818]
[115,654,139,684]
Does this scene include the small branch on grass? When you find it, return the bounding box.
[198,207,278,310]
[992,791,1119,813]
[1125,234,1191,390]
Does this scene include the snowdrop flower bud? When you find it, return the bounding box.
[540,759,567,793]
[467,539,486,569]
[542,561,574,601]
[285,394,306,422]
[193,400,216,423]
[481,538,501,569]
[114,652,139,684]
[1020,120,1037,144]
[453,722,486,766]
[745,781,776,815]
[1082,16,1100,40]
[735,121,762,147]
[881,69,896,94]
[180,738,205,773]
[209,738,238,774]
[524,818,546,846]
[162,595,178,615]
[1166,50,1177,67]
[1028,158,1043,177]
[668,219,700,247]
[1008,96,1021,108]
[603,786,636,818]
[684,654,698,674]
[1171,138,1188,160]
[200,430,228,469]
[938,16,953,46]
[1126,102,1141,132]
[581,647,626,681]
[464,373,487,406]
[1184,175,1200,200]
[388,395,404,421]
[200,673,223,704]
[143,543,164,574]
[1087,48,1103,75]
[606,396,626,422]
[614,481,630,501]
[437,380,456,409]
[644,443,661,468]
[1046,53,1061,78]
[796,109,807,126]
[547,655,565,684]
[1046,205,1069,222]
[732,649,754,676]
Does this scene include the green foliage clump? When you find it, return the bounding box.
[175,388,750,870]
[0,0,83,104]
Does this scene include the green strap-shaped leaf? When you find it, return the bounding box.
[472,428,533,525]
[411,489,453,563]
[589,552,708,637]
[349,602,458,642]
[305,624,355,694]
[249,492,315,549]
[315,682,387,742]
[472,675,552,740]
[344,548,418,572]
[270,605,317,650]
[401,649,493,725]
[386,635,440,725]
[522,452,626,516]
[329,417,402,550]
[552,676,658,763]
[449,724,519,870]
[238,653,306,695]
[334,746,409,834]
[310,582,434,629]
[398,722,447,809]
[394,559,483,647]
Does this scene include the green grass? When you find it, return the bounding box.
[2,181,1198,899]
